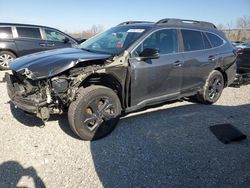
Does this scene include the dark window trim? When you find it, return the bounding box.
[0,26,13,39]
[130,27,226,57]
[44,28,66,42]
[179,28,226,53]
[15,26,42,40]
[131,28,179,56]
[181,29,204,52]
[205,32,224,48]
[43,28,76,44]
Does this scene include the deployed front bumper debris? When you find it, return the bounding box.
[5,72,50,121]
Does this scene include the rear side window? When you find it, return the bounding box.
[0,27,13,39]
[16,27,42,39]
[206,32,224,47]
[181,30,204,51]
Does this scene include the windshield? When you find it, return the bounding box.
[80,26,149,55]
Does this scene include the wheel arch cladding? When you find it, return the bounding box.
[214,67,228,87]
[0,49,18,57]
[79,73,124,108]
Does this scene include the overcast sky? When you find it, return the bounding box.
[0,0,249,32]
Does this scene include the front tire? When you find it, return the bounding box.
[196,70,225,104]
[0,51,16,70]
[68,86,121,141]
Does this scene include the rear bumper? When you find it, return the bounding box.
[5,73,46,114]
[237,67,250,74]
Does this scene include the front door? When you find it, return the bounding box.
[129,29,183,106]
[43,28,74,50]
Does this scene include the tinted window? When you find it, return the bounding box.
[132,29,178,57]
[45,29,66,42]
[0,27,13,39]
[16,27,42,39]
[206,32,224,47]
[181,30,204,51]
[202,33,212,49]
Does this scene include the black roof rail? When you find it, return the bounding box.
[0,22,56,30]
[117,21,153,26]
[155,18,217,29]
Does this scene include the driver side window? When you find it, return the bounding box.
[44,29,66,42]
[132,29,177,57]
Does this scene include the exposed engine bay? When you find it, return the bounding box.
[6,57,125,121]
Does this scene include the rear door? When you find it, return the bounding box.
[129,29,184,106]
[180,29,216,92]
[43,28,76,50]
[14,26,47,56]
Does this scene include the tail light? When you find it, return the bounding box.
[236,49,244,56]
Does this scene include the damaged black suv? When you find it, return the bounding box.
[6,18,237,140]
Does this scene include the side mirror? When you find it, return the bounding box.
[63,37,70,44]
[77,38,87,44]
[138,48,160,61]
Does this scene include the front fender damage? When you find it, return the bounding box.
[68,51,129,101]
[8,51,129,122]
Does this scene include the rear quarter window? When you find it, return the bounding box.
[206,32,224,47]
[0,27,13,39]
[16,27,42,39]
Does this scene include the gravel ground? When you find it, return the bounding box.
[0,70,250,188]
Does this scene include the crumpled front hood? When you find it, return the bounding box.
[9,48,112,80]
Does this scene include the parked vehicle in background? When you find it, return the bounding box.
[229,41,250,86]
[231,40,245,47]
[232,46,250,86]
[236,42,250,49]
[0,23,81,70]
[236,47,250,73]
[6,18,236,140]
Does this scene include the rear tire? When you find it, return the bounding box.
[68,86,121,141]
[196,70,224,104]
[0,51,16,70]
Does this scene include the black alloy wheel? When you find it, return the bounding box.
[68,86,121,141]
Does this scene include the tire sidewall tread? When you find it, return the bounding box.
[68,86,121,141]
[0,51,16,70]
[197,70,224,104]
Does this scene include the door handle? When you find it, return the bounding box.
[39,43,46,47]
[47,43,55,47]
[208,55,215,61]
[173,60,182,67]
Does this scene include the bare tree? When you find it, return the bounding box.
[236,16,250,29]
[217,24,225,30]
[90,25,104,35]
[80,25,105,38]
[226,21,233,31]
